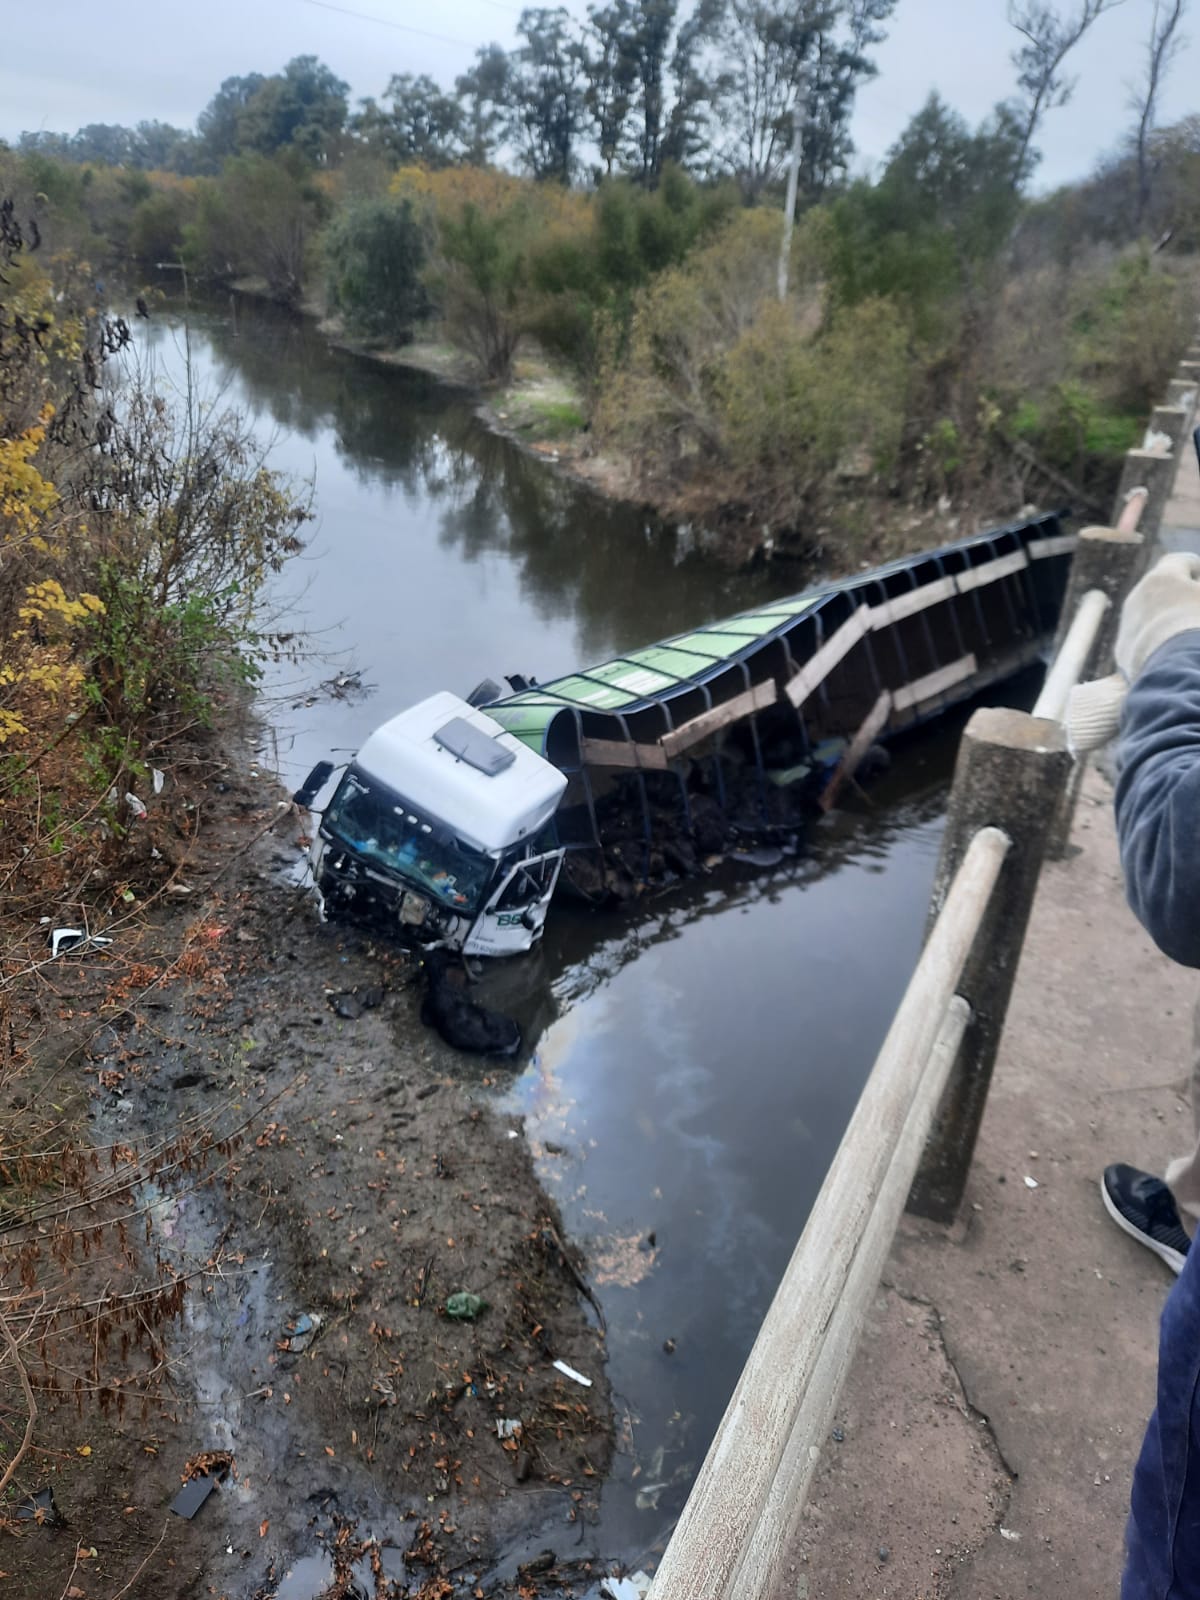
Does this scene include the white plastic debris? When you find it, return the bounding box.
[1000,1527,1021,1541]
[496,1418,522,1441]
[552,1359,592,1387]
[50,928,114,959]
[151,767,165,795]
[1023,1175,1039,1189]
[124,792,147,820]
[602,1576,652,1600]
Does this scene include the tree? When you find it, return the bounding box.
[353,75,465,166]
[235,56,349,165]
[627,0,680,183]
[1006,0,1127,188]
[196,58,348,169]
[697,0,896,199]
[509,8,589,182]
[184,154,322,302]
[583,2,639,177]
[198,72,268,168]
[456,44,513,166]
[1131,0,1188,224]
[324,199,429,340]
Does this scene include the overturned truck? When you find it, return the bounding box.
[302,512,1075,956]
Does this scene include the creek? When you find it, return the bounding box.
[141,299,995,1569]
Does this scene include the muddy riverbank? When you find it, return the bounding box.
[5,748,621,1600]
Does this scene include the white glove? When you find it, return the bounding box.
[1115,551,1200,682]
[1066,673,1127,755]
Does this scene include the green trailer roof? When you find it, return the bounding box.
[485,588,829,753]
[484,511,1071,757]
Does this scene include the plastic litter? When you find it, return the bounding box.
[445,1292,488,1322]
[50,928,114,959]
[1000,1527,1021,1542]
[283,1312,322,1353]
[1023,1175,1039,1189]
[125,792,148,820]
[16,1486,64,1525]
[170,1474,220,1519]
[552,1358,592,1387]
[152,767,165,794]
[601,1573,653,1599]
[496,1418,522,1440]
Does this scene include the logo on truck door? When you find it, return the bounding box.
[495,913,526,927]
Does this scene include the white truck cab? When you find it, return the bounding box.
[307,692,567,956]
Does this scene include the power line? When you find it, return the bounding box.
[299,0,473,48]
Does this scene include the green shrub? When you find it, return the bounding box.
[324,198,428,341]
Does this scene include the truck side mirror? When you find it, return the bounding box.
[293,760,335,810]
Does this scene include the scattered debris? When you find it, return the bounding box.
[282,1312,322,1354]
[169,1451,234,1520]
[124,791,148,820]
[445,1291,487,1321]
[50,927,114,959]
[16,1486,64,1526]
[730,846,784,868]
[328,990,364,1021]
[601,1570,653,1598]
[552,1358,592,1387]
[169,1474,220,1519]
[662,1338,676,1354]
[496,1418,523,1441]
[1000,1527,1021,1542]
[1023,1175,1039,1189]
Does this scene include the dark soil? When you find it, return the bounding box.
[1,754,616,1600]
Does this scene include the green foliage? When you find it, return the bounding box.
[183,154,325,300]
[434,201,530,382]
[720,297,910,503]
[129,190,193,265]
[324,199,428,341]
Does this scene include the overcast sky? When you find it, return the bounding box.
[4,0,1196,190]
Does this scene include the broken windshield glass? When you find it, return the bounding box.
[325,771,493,914]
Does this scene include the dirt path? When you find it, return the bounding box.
[4,761,616,1600]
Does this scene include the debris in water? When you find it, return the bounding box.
[445,1292,488,1322]
[662,1338,676,1354]
[730,846,784,868]
[552,1358,592,1387]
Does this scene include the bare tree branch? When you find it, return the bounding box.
[0,1306,38,1501]
[1007,0,1128,187]
[1131,0,1188,223]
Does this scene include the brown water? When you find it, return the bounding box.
[138,300,1011,1571]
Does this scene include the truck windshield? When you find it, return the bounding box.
[325,772,493,915]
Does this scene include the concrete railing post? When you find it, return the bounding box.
[908,709,1072,1224]
[1166,379,1197,421]
[1150,404,1190,458]
[1113,449,1177,541]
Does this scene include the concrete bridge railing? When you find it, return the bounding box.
[647,322,1200,1600]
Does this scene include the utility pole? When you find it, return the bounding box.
[777,88,806,302]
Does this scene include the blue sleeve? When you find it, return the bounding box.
[1114,629,1200,968]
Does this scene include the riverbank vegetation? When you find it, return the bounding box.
[7,1,1198,562]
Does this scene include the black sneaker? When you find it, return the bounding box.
[1101,1164,1191,1274]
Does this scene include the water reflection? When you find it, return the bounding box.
[140,300,786,787]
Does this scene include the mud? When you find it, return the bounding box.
[4,758,617,1600]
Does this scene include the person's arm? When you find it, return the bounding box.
[1115,629,1200,967]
